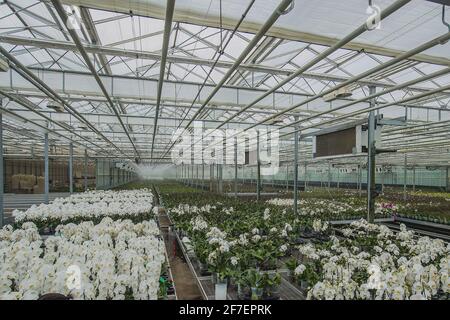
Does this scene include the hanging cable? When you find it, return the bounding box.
[219,0,224,54]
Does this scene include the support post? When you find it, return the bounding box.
[210,164,214,192]
[84,149,88,191]
[104,160,107,188]
[216,164,219,191]
[0,111,3,228]
[293,120,299,215]
[328,162,331,189]
[219,164,223,194]
[367,86,377,223]
[304,162,307,191]
[256,130,261,201]
[234,138,238,198]
[337,167,340,189]
[403,154,407,201]
[358,164,362,196]
[412,165,416,192]
[196,164,199,188]
[286,164,289,191]
[44,132,49,204]
[202,163,205,190]
[69,142,73,194]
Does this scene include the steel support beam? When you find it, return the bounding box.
[59,0,450,66]
[3,35,449,96]
[69,142,73,194]
[151,0,176,159]
[44,131,49,204]
[286,164,289,191]
[304,162,307,191]
[327,161,331,189]
[0,109,3,228]
[367,86,377,222]
[256,130,261,201]
[162,0,294,159]
[84,149,88,191]
[293,122,299,215]
[51,0,139,158]
[217,0,412,128]
[234,138,238,198]
[403,154,408,201]
[225,33,450,145]
[218,164,223,194]
[0,47,123,154]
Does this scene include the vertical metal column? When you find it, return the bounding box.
[84,149,88,191]
[234,138,238,198]
[358,164,362,196]
[256,130,261,201]
[44,132,49,204]
[202,163,205,190]
[285,164,289,191]
[210,164,214,192]
[403,154,407,201]
[367,86,376,223]
[69,143,73,194]
[0,111,3,228]
[304,162,307,191]
[328,162,331,189]
[412,165,416,192]
[337,168,340,189]
[218,164,223,194]
[293,124,299,215]
[106,159,109,188]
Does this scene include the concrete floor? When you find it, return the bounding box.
[2,193,70,224]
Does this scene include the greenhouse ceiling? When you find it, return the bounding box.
[0,0,449,166]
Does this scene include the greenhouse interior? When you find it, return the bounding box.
[0,0,449,304]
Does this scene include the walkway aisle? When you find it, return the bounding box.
[152,185,203,300]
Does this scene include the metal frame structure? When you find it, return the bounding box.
[0,0,449,190]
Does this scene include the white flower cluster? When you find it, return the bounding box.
[191,216,208,231]
[298,220,450,300]
[0,217,165,300]
[312,219,329,232]
[13,190,154,223]
[207,227,230,254]
[170,204,215,216]
[294,264,306,276]
[266,198,365,217]
[266,198,299,207]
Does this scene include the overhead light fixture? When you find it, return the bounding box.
[47,101,64,112]
[0,56,9,72]
[323,87,353,102]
